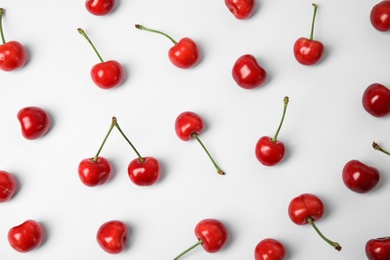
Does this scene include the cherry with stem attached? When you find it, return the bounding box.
[373,141,390,156]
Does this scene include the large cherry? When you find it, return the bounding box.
[254,238,286,260]
[232,54,267,89]
[0,170,17,202]
[8,220,44,253]
[342,159,380,194]
[173,218,228,259]
[17,106,51,140]
[225,0,255,20]
[135,24,199,69]
[362,83,390,118]
[293,3,324,65]
[85,0,115,16]
[288,193,341,251]
[175,111,224,175]
[78,28,124,89]
[255,96,289,166]
[366,237,390,260]
[97,220,128,254]
[370,1,390,31]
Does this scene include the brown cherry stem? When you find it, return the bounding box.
[310,3,319,40]
[0,8,6,44]
[135,24,178,45]
[307,217,341,251]
[373,141,390,156]
[78,28,104,62]
[173,240,203,260]
[272,96,289,142]
[192,133,224,175]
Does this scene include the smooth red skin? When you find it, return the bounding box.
[0,171,17,202]
[342,160,380,194]
[175,111,204,141]
[8,220,44,253]
[232,54,267,89]
[17,106,51,140]
[225,0,255,20]
[0,41,27,71]
[195,219,228,253]
[255,238,286,260]
[293,37,324,65]
[128,157,160,186]
[370,1,390,31]
[97,220,128,254]
[362,83,390,117]
[78,157,111,187]
[288,193,324,225]
[85,0,115,15]
[91,60,124,89]
[366,237,390,260]
[168,37,199,69]
[255,136,285,166]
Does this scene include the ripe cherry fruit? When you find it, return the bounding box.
[97,220,128,254]
[8,220,44,253]
[0,170,17,202]
[232,54,267,89]
[342,159,380,194]
[254,238,286,260]
[366,237,390,260]
[85,0,115,16]
[362,83,390,118]
[293,3,324,66]
[225,0,255,20]
[17,106,51,140]
[370,1,390,31]
[135,24,199,69]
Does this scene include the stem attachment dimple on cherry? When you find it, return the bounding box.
[135,24,178,45]
[272,96,289,142]
[78,28,104,63]
[0,8,6,44]
[310,3,319,40]
[307,217,342,251]
[192,133,224,175]
[173,240,203,260]
[373,141,390,156]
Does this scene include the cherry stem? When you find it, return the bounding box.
[307,217,341,251]
[272,96,289,142]
[93,118,116,162]
[0,8,6,44]
[77,28,104,63]
[373,141,390,156]
[310,3,319,40]
[173,240,203,260]
[135,24,177,45]
[192,133,224,175]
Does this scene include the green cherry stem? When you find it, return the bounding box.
[78,28,104,62]
[92,118,116,162]
[173,240,203,260]
[192,133,224,175]
[272,96,289,142]
[307,217,342,251]
[0,8,6,44]
[373,141,390,156]
[135,24,177,45]
[310,3,319,40]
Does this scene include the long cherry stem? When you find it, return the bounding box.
[0,8,6,44]
[192,133,224,175]
[307,217,342,251]
[310,3,319,40]
[373,141,390,156]
[135,24,177,45]
[272,96,289,142]
[78,28,104,62]
[93,119,116,162]
[173,240,203,260]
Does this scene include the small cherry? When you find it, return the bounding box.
[135,24,199,69]
[373,141,390,156]
[225,0,256,20]
[175,111,224,175]
[78,28,124,89]
[0,8,27,72]
[232,54,267,89]
[85,0,115,16]
[362,83,390,117]
[366,237,390,260]
[293,3,324,65]
[254,238,286,260]
[173,218,228,259]
[0,170,17,202]
[8,220,44,253]
[255,96,289,166]
[342,159,380,194]
[97,220,128,254]
[370,1,390,31]
[288,193,341,251]
[17,106,51,140]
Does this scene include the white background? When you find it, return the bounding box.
[1,0,390,259]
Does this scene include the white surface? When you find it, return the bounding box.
[1,0,390,259]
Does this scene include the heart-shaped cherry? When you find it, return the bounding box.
[97,220,128,254]
[232,54,267,89]
[0,8,27,72]
[293,3,324,65]
[288,193,341,251]
[362,83,390,118]
[370,1,390,31]
[175,111,224,175]
[254,238,286,260]
[85,0,115,16]
[0,170,17,202]
[173,218,228,259]
[366,237,390,260]
[342,159,380,193]
[255,96,289,166]
[17,106,51,140]
[8,220,44,253]
[225,0,255,20]
[135,24,199,69]
[78,28,124,89]
[373,141,390,157]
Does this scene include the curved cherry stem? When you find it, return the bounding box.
[192,133,225,175]
[373,141,390,156]
[135,24,177,45]
[307,217,342,251]
[0,8,6,44]
[173,240,203,260]
[93,119,116,162]
[310,3,319,40]
[77,28,104,63]
[272,96,289,142]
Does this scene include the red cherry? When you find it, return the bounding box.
[255,97,289,166]
[128,157,160,186]
[0,170,17,202]
[17,106,51,140]
[78,157,112,187]
[85,0,115,16]
[362,83,390,117]
[288,193,341,251]
[8,220,44,253]
[293,3,324,65]
[97,220,128,254]
[254,238,286,260]
[342,159,380,194]
[232,54,267,89]
[135,24,199,69]
[225,0,255,20]
[366,237,390,260]
[370,1,390,31]
[175,111,224,175]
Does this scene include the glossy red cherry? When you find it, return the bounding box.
[232,54,267,89]
[0,170,17,202]
[293,3,324,65]
[85,0,115,16]
[342,159,380,194]
[370,1,390,31]
[366,237,390,260]
[97,220,128,254]
[17,106,51,140]
[225,0,255,20]
[78,28,124,89]
[362,83,390,117]
[128,157,160,186]
[255,238,286,260]
[8,220,44,253]
[78,157,112,187]
[288,193,341,251]
[135,24,199,69]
